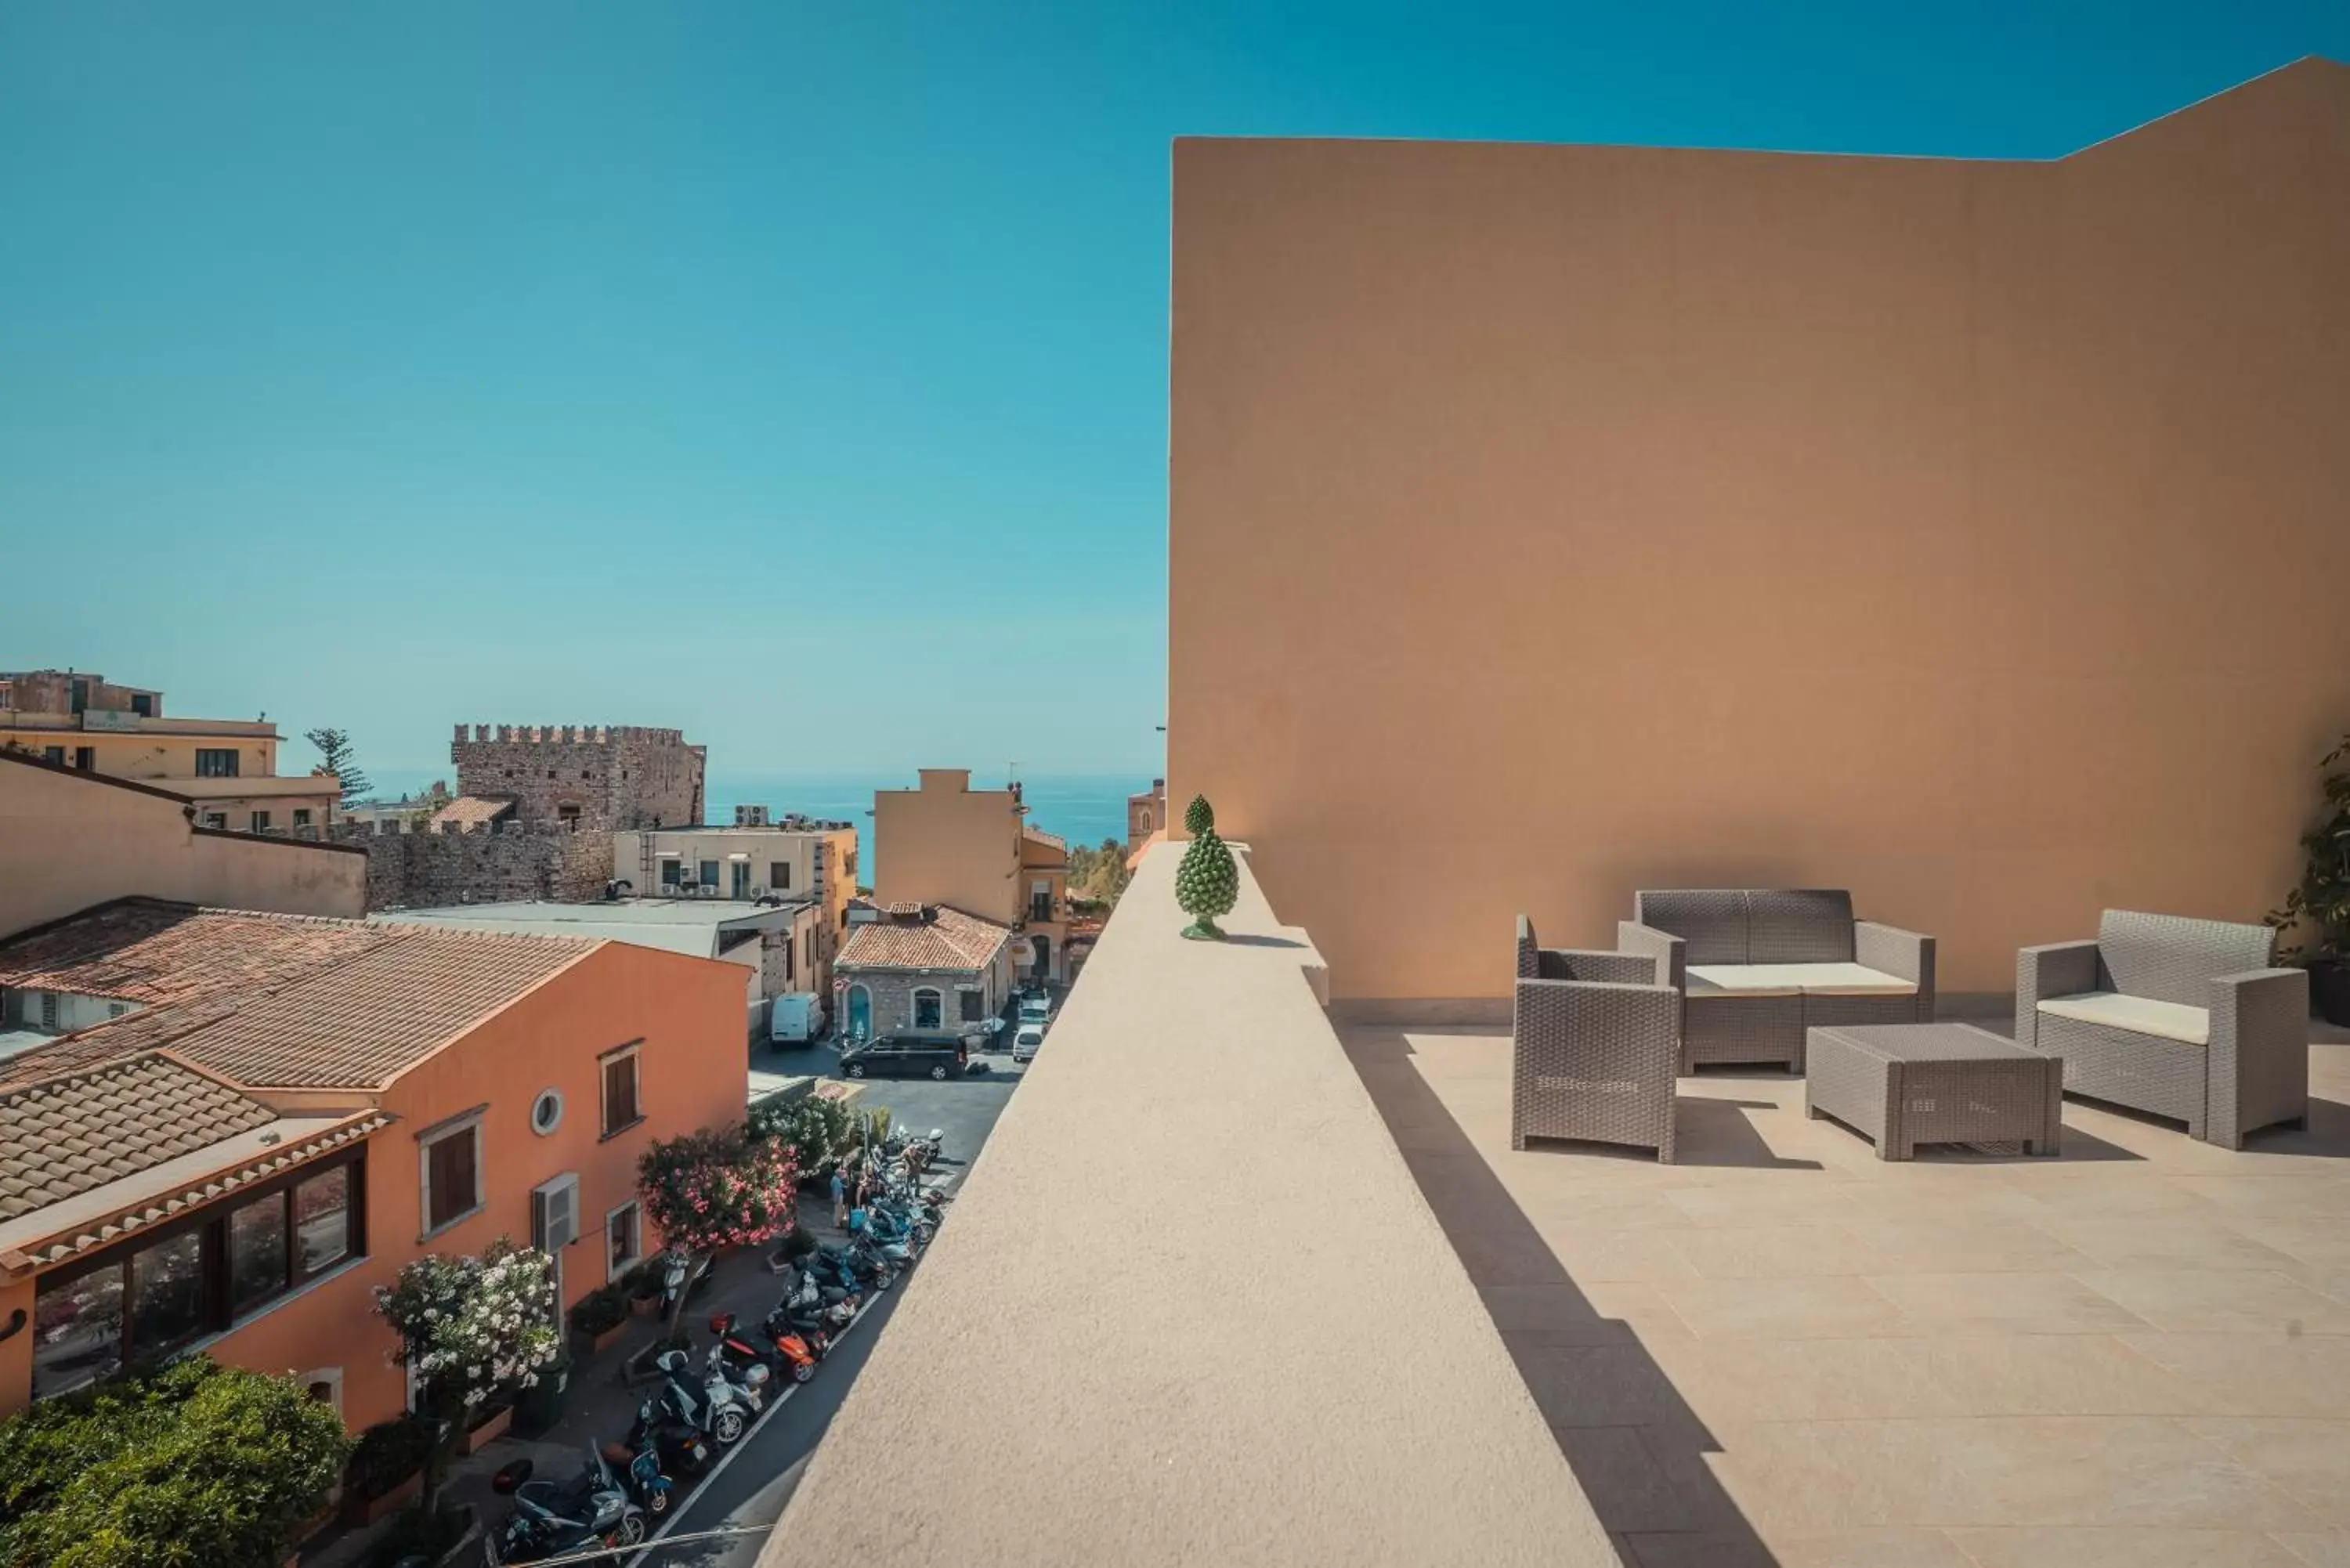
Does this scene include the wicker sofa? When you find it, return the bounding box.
[1513,916,1679,1162]
[1619,890,1936,1074]
[2017,910,2308,1148]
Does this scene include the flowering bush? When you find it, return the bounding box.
[372,1238,559,1511]
[750,1094,856,1181]
[638,1125,799,1334]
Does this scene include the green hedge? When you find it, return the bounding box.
[0,1356,350,1568]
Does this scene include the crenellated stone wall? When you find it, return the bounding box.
[327,818,615,910]
[450,723,705,831]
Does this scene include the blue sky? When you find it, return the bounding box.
[3,2,2343,782]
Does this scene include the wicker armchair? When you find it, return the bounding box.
[1512,916,1679,1162]
[1621,890,1935,1074]
[2017,910,2308,1147]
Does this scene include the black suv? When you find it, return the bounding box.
[839,1038,967,1082]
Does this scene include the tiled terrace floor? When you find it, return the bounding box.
[1343,1017,2350,1568]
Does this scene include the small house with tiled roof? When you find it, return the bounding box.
[834,903,1013,1042]
[0,896,749,1427]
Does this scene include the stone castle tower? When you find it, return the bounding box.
[451,724,706,830]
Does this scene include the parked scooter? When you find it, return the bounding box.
[822,1238,895,1291]
[798,1250,864,1303]
[706,1339,770,1409]
[653,1346,758,1446]
[862,1201,931,1248]
[624,1397,710,1498]
[711,1309,818,1385]
[601,1436,676,1522]
[780,1263,861,1327]
[847,1212,916,1267]
[485,1451,645,1565]
[768,1294,850,1361]
[653,1248,718,1319]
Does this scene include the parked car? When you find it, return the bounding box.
[1018,995,1051,1026]
[840,1038,967,1081]
[1011,1024,1044,1064]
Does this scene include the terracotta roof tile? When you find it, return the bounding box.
[0,899,392,1007]
[837,905,1009,973]
[7,1110,390,1273]
[0,1054,276,1223]
[0,900,598,1092]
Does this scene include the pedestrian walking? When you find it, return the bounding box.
[830,1166,848,1227]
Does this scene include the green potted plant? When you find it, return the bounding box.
[340,1414,433,1526]
[1175,794,1238,940]
[568,1284,633,1359]
[2270,730,2350,1026]
[620,1258,665,1317]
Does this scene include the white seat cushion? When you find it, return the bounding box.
[1686,964,1799,998]
[2037,991,2209,1047]
[1687,963,1917,999]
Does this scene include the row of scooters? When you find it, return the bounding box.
[483,1173,948,1563]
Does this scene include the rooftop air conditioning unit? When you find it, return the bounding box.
[532,1172,580,1252]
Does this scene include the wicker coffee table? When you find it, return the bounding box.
[1806,1022,2063,1161]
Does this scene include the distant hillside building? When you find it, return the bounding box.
[1127,778,1167,854]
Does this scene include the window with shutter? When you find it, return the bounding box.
[424,1126,479,1233]
[601,1049,641,1137]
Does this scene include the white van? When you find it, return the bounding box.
[768,992,827,1046]
[1012,1024,1045,1064]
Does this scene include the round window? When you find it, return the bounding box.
[530,1089,564,1136]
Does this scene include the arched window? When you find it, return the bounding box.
[911,988,943,1031]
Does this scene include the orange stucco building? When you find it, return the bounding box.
[0,901,747,1429]
[1167,57,2350,1002]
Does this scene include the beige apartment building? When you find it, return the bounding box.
[0,670,340,833]
[609,821,859,992]
[1164,56,2350,1003]
[873,769,1068,984]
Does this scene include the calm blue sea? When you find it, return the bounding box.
[363,767,1150,888]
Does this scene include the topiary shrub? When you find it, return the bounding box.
[1175,794,1238,941]
[0,1356,349,1568]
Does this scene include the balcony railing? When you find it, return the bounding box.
[761,842,1617,1565]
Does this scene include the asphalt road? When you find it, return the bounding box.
[632,1066,1021,1567]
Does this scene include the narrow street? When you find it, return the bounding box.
[630,1068,1022,1567]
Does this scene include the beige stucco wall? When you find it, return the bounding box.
[0,759,365,938]
[873,769,1021,925]
[1168,59,2350,1000]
